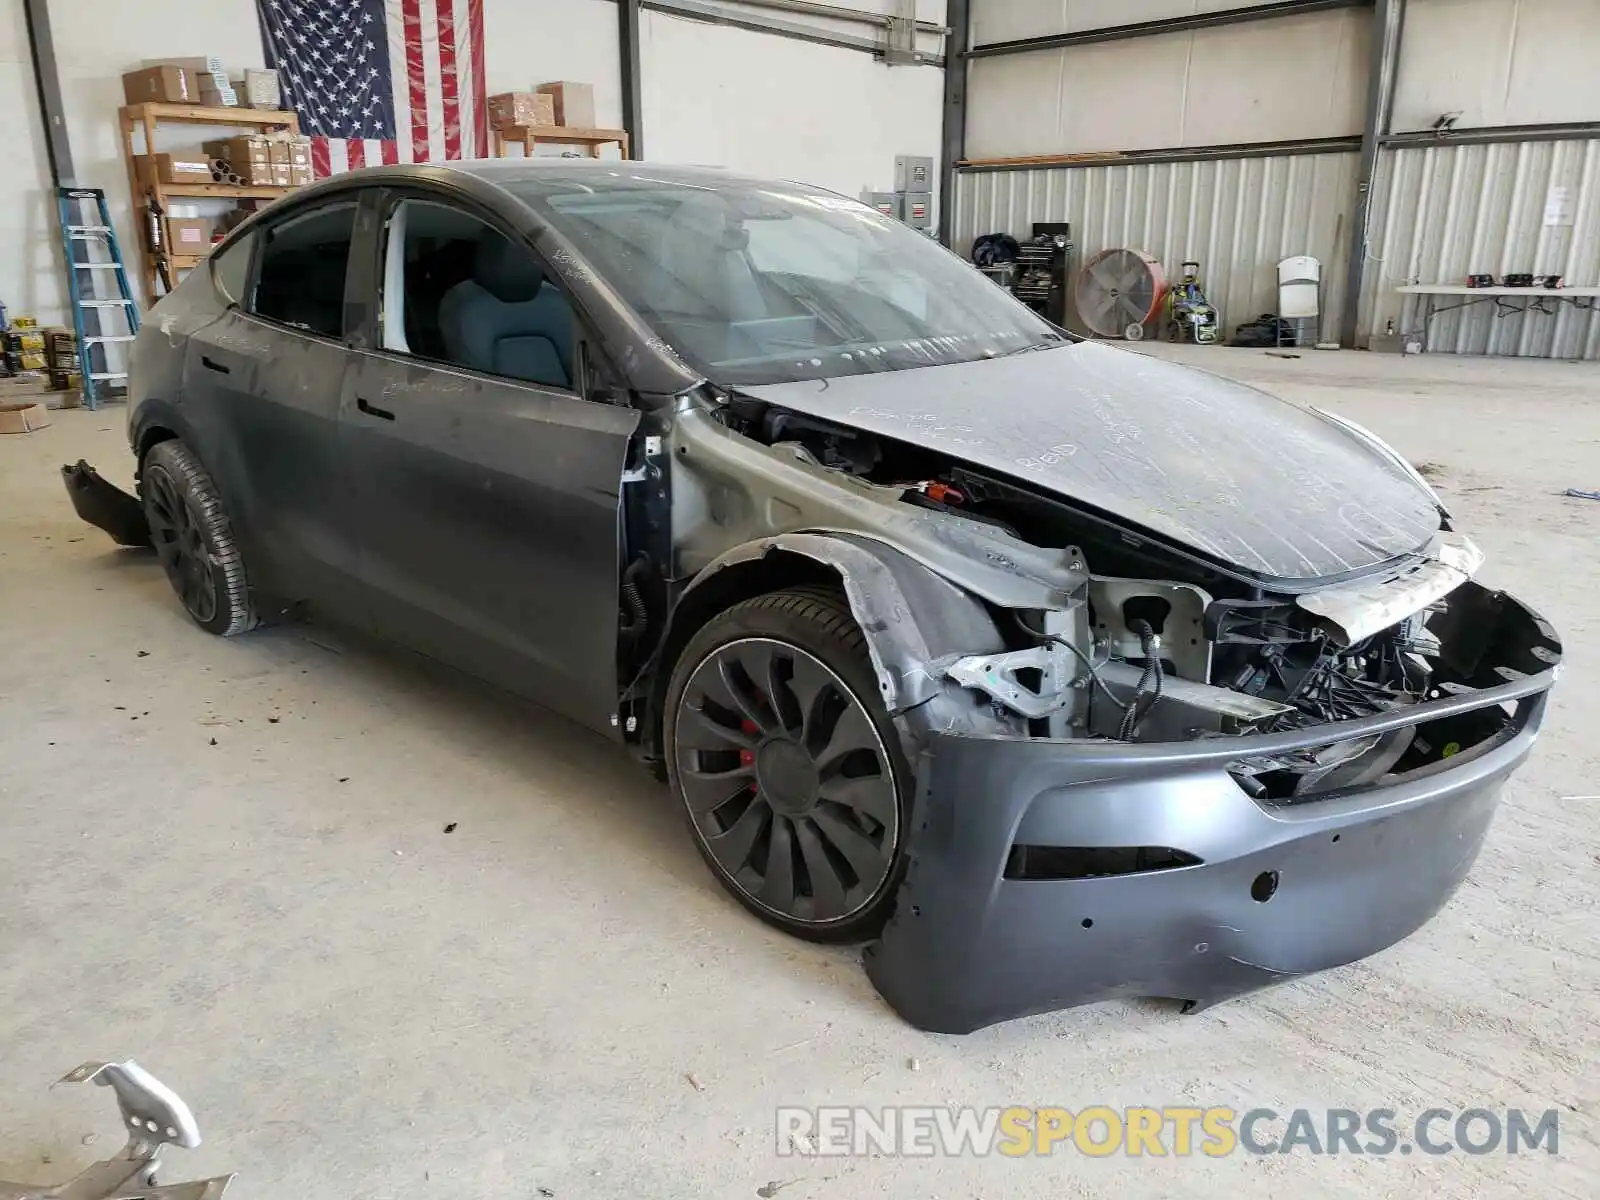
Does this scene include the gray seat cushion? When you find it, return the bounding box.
[437,232,574,389]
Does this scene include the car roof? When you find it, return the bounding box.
[301,158,842,202]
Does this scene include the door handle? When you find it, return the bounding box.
[200,355,230,375]
[356,396,396,421]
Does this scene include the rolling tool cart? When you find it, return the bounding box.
[1009,223,1074,326]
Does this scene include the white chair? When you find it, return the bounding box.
[1277,255,1321,347]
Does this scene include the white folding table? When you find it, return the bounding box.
[1397,284,1600,352]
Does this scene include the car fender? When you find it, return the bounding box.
[130,394,194,450]
[672,531,1013,734]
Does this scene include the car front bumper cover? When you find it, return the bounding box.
[865,590,1560,1033]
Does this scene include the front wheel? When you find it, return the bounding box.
[141,439,257,636]
[665,589,910,943]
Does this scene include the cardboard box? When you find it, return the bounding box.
[286,136,311,167]
[166,217,212,252]
[487,91,555,129]
[536,81,595,128]
[160,56,226,82]
[0,402,50,434]
[135,153,214,186]
[271,163,292,187]
[288,163,313,186]
[123,64,196,105]
[231,160,276,185]
[199,81,238,107]
[203,136,270,167]
[238,68,281,110]
[268,141,290,165]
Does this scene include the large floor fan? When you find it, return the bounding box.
[1074,248,1167,340]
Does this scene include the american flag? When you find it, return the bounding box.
[256,0,486,178]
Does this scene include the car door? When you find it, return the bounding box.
[182,197,369,611]
[339,190,641,736]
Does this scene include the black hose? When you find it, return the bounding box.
[619,556,649,639]
[1119,619,1164,741]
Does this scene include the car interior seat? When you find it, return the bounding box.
[438,230,573,388]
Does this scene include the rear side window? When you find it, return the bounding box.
[250,204,357,338]
[210,231,255,304]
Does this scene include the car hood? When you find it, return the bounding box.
[737,342,1442,583]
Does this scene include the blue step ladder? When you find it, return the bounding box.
[57,187,141,411]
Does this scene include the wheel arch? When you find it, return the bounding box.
[644,532,1011,760]
[131,399,195,475]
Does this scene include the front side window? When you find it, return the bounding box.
[249,203,356,338]
[510,177,1059,386]
[210,230,256,305]
[379,199,575,390]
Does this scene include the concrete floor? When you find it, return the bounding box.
[0,346,1595,1199]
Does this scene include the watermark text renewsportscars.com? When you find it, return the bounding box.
[775,1106,1561,1158]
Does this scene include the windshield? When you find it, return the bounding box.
[508,174,1062,386]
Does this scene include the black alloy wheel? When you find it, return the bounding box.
[667,591,908,942]
[141,440,256,636]
[145,465,217,625]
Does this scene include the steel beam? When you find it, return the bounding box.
[938,0,970,247]
[966,0,1371,58]
[1339,0,1405,347]
[642,0,943,63]
[723,0,947,34]
[1383,121,1600,148]
[955,135,1362,173]
[618,0,643,158]
[24,0,74,185]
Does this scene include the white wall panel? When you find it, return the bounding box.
[484,0,622,130]
[966,8,1368,158]
[641,8,944,201]
[972,0,1292,46]
[1393,0,1600,132]
[0,0,63,325]
[47,0,272,305]
[953,151,1358,338]
[1359,139,1600,359]
[11,0,942,311]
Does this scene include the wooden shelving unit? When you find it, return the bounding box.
[159,182,299,200]
[491,124,631,159]
[119,102,303,299]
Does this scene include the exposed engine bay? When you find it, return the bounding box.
[723,401,1519,801]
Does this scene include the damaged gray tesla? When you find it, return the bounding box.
[75,160,1560,1033]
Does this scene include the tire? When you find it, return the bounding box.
[141,439,257,637]
[665,588,911,943]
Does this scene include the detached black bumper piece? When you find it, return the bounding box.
[866,589,1559,1034]
[62,460,151,548]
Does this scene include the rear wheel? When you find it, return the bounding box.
[141,440,256,636]
[665,589,910,943]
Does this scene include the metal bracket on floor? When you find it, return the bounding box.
[0,1061,233,1200]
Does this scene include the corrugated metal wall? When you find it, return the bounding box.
[1358,139,1600,359]
[952,151,1359,341]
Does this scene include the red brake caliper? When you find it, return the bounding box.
[740,719,759,792]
